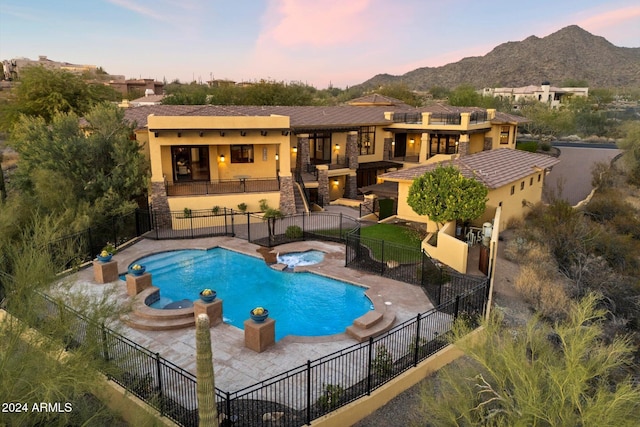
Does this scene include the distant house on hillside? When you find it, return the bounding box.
[109,78,164,98]
[482,82,588,109]
[2,55,97,80]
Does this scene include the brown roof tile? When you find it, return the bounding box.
[379,149,559,189]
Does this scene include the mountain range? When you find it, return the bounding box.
[356,25,640,90]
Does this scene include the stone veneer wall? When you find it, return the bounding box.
[458,141,469,157]
[484,137,493,151]
[278,175,296,215]
[150,181,171,228]
[345,173,358,199]
[317,168,330,206]
[296,134,310,172]
[346,132,359,170]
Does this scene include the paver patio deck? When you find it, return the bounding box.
[58,236,434,393]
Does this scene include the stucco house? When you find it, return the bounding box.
[482,81,589,109]
[123,96,532,221]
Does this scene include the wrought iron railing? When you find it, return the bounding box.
[165,178,280,197]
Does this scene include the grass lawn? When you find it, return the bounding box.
[359,223,423,261]
[516,141,538,152]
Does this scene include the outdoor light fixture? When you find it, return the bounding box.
[333,179,339,185]
[275,153,279,161]
[334,144,340,150]
[219,131,225,137]
[282,130,290,136]
[409,138,415,144]
[261,130,268,136]
[154,132,159,138]
[240,131,247,137]
[177,132,182,137]
[199,131,204,137]
[391,140,395,146]
[219,154,225,163]
[292,147,298,153]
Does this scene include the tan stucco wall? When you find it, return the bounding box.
[167,192,280,214]
[481,170,544,231]
[422,221,469,273]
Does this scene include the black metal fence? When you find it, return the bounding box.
[165,178,280,197]
[47,210,151,268]
[27,281,487,427]
[345,231,488,305]
[31,209,490,426]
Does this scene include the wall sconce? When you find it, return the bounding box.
[154,131,159,138]
[391,140,395,146]
[409,138,415,144]
[334,144,340,151]
[177,132,182,138]
[199,131,204,137]
[261,130,268,136]
[275,153,279,161]
[240,131,247,137]
[219,154,225,163]
[219,131,225,137]
[282,130,290,136]
[292,147,297,153]
[333,179,339,186]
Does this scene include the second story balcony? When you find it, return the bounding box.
[165,177,280,196]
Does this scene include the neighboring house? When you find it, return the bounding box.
[122,96,531,222]
[128,91,166,107]
[109,78,164,97]
[2,55,97,80]
[482,81,589,109]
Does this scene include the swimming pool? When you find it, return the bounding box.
[130,248,373,340]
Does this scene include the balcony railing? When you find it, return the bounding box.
[165,177,280,196]
[469,110,488,124]
[392,112,423,124]
[430,113,462,125]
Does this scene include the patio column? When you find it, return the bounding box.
[317,164,330,206]
[150,180,171,228]
[458,134,470,156]
[278,175,296,215]
[346,131,358,170]
[419,133,429,163]
[345,171,358,199]
[383,134,393,161]
[296,134,310,172]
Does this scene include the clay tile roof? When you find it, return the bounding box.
[379,149,559,189]
[347,93,410,107]
[492,111,531,124]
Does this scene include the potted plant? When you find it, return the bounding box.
[199,288,217,303]
[96,249,113,263]
[250,307,269,323]
[128,264,146,276]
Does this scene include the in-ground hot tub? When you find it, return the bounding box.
[276,250,325,268]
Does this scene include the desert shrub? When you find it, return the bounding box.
[237,203,247,212]
[514,245,570,320]
[584,190,635,222]
[183,207,192,218]
[539,141,552,151]
[285,225,303,239]
[591,229,639,273]
[316,384,344,411]
[503,235,529,262]
[372,345,394,379]
[259,198,269,212]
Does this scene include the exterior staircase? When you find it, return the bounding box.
[293,182,308,214]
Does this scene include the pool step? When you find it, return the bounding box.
[121,286,196,331]
[346,310,396,342]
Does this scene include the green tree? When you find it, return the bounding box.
[377,83,422,106]
[448,84,482,107]
[407,165,488,229]
[9,103,148,221]
[419,294,640,426]
[14,66,119,123]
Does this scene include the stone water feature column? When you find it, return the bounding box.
[126,273,152,296]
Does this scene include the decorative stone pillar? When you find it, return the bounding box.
[363,194,377,215]
[296,134,310,172]
[193,299,223,327]
[93,260,118,283]
[278,175,296,215]
[317,165,330,206]
[345,171,358,199]
[419,133,429,163]
[346,131,359,170]
[126,273,152,296]
[244,318,275,353]
[484,137,493,151]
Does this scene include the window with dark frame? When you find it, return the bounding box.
[510,185,515,195]
[230,144,254,163]
[520,181,525,190]
[429,134,459,157]
[358,126,375,155]
[310,132,331,163]
[500,126,510,144]
[530,177,533,186]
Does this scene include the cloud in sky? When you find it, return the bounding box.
[1,0,638,88]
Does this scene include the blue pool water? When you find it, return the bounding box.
[130,248,373,340]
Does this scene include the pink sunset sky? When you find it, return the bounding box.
[1,0,639,88]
